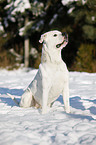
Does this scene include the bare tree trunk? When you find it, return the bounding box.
[24,17,29,67]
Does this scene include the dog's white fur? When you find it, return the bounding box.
[20,30,70,114]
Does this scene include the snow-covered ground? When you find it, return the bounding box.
[0,68,96,145]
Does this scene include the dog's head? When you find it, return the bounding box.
[39,30,68,50]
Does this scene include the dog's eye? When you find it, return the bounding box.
[54,34,57,37]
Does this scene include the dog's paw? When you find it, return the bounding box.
[65,108,71,114]
[41,106,50,114]
[41,109,47,114]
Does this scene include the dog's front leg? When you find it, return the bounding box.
[39,64,50,114]
[63,81,70,113]
[42,74,50,114]
[42,87,49,114]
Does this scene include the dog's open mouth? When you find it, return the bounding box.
[56,39,68,48]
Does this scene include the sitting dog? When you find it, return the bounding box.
[9,30,70,114]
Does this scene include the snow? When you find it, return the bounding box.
[68,7,75,14]
[92,16,95,21]
[19,21,33,36]
[30,48,38,58]
[31,1,44,16]
[0,22,4,32]
[4,18,9,28]
[4,2,13,10]
[0,68,96,145]
[61,0,87,5]
[61,0,78,5]
[7,0,31,15]
[82,0,87,5]
[49,14,58,25]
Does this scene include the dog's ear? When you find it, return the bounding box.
[39,34,46,43]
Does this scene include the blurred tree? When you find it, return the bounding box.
[5,0,30,67]
[1,0,45,67]
[68,0,96,42]
[66,0,96,72]
[0,0,96,71]
[73,44,96,72]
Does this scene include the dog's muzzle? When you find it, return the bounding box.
[56,32,68,48]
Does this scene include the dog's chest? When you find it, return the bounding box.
[47,69,66,104]
[52,70,64,87]
[31,63,68,106]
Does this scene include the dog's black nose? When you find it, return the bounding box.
[62,32,67,39]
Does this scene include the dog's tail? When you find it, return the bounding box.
[7,93,20,106]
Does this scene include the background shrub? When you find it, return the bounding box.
[72,44,96,72]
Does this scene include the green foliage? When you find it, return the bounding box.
[31,1,44,16]
[73,44,96,72]
[29,55,41,69]
[82,25,96,41]
[0,0,96,71]
[0,50,20,70]
[0,36,6,50]
[69,0,96,42]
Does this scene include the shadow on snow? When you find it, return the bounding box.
[0,87,23,107]
[0,87,96,120]
[57,95,96,121]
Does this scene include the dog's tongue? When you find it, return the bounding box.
[62,41,68,48]
[56,40,68,48]
[56,44,61,48]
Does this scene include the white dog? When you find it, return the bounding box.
[8,30,70,114]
